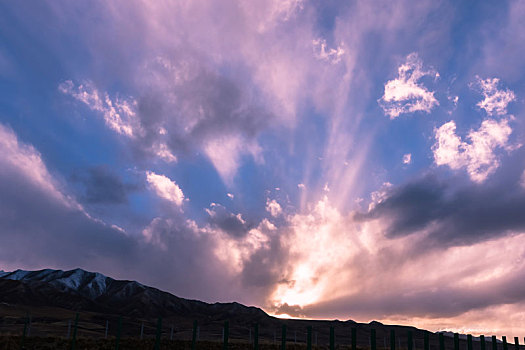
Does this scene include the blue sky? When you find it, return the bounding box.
[1,0,525,336]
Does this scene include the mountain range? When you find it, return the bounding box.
[0,268,267,320]
[0,268,498,347]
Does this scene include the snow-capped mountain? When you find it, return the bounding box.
[0,268,113,299]
[0,268,267,320]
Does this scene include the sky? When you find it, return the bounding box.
[1,0,525,338]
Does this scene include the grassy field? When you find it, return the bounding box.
[0,336,368,349]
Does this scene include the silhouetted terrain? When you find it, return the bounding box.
[0,269,517,350]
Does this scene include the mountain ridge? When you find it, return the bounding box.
[0,267,503,348]
[0,267,268,320]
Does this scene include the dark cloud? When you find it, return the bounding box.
[203,202,290,300]
[241,231,288,286]
[133,216,243,301]
[0,164,137,274]
[71,166,140,204]
[206,203,254,238]
[357,172,525,246]
[273,303,305,317]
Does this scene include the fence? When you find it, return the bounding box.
[2,312,525,350]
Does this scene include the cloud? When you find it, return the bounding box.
[480,0,525,81]
[0,122,136,275]
[152,143,177,163]
[112,52,271,184]
[52,0,364,187]
[269,196,377,313]
[61,81,180,164]
[432,119,515,182]
[302,239,525,319]
[61,56,272,185]
[403,153,412,165]
[359,174,525,245]
[324,172,525,332]
[243,0,305,32]
[379,53,439,119]
[71,166,138,204]
[205,203,252,238]
[473,77,516,116]
[263,179,525,333]
[146,171,185,206]
[203,135,262,186]
[266,199,282,217]
[0,122,273,303]
[0,124,77,209]
[312,38,345,64]
[235,219,288,300]
[59,80,142,138]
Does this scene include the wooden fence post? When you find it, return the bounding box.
[352,328,357,350]
[281,324,287,350]
[114,316,122,350]
[514,337,519,350]
[20,316,28,350]
[468,334,473,350]
[254,323,259,350]
[492,336,498,350]
[503,336,508,350]
[154,317,162,350]
[192,320,198,350]
[307,326,312,350]
[481,335,486,350]
[330,326,335,350]
[223,321,229,350]
[391,330,396,350]
[71,313,79,350]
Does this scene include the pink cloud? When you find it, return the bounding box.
[0,123,77,209]
[379,53,439,119]
[146,171,185,206]
[59,80,142,138]
[473,77,516,116]
[433,119,515,183]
